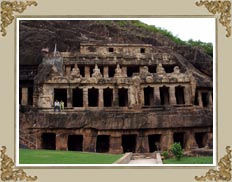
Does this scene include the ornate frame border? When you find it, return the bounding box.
[0,0,231,181]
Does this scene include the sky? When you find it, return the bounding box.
[140,18,215,44]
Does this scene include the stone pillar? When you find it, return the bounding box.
[32,93,39,107]
[113,87,119,107]
[83,87,88,108]
[103,66,109,78]
[160,130,173,151]
[169,86,176,105]
[205,132,213,148]
[208,91,213,106]
[83,129,97,152]
[85,66,90,78]
[198,91,203,107]
[21,87,28,106]
[154,86,161,105]
[36,131,42,149]
[98,88,103,108]
[140,87,144,106]
[67,88,72,108]
[184,86,191,105]
[185,130,198,150]
[136,134,149,153]
[122,66,127,77]
[109,133,123,154]
[56,133,68,150]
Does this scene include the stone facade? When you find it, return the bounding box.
[19,43,213,154]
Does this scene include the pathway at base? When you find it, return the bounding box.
[128,159,157,164]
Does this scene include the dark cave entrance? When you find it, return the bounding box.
[73,88,83,107]
[118,88,128,107]
[88,87,99,107]
[175,86,185,104]
[122,135,137,153]
[173,132,185,148]
[54,89,67,107]
[144,86,154,106]
[103,88,113,107]
[68,135,83,151]
[160,86,169,105]
[148,134,161,152]
[195,132,207,148]
[96,135,110,153]
[41,133,56,150]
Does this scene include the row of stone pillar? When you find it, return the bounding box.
[36,129,212,153]
[67,85,192,108]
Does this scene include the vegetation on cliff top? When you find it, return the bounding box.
[112,20,213,57]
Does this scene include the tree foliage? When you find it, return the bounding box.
[129,20,213,57]
[171,143,183,160]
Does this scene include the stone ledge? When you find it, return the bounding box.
[113,152,132,164]
[156,152,163,164]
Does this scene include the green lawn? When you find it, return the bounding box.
[163,156,213,164]
[19,149,123,164]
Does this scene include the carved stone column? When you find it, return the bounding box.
[56,133,68,151]
[169,86,176,105]
[98,88,103,108]
[160,130,173,151]
[85,66,90,78]
[185,130,198,150]
[198,91,203,107]
[109,133,123,154]
[83,129,97,152]
[103,66,109,78]
[67,88,72,108]
[154,86,161,105]
[83,87,88,108]
[208,91,213,106]
[21,87,28,106]
[140,87,144,106]
[136,134,149,153]
[184,85,191,105]
[113,87,119,107]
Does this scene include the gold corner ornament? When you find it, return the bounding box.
[196,0,231,37]
[0,0,37,37]
[0,146,38,181]
[195,146,232,181]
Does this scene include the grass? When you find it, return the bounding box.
[19,149,123,164]
[163,156,213,164]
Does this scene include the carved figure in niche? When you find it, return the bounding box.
[65,66,71,76]
[131,75,141,105]
[71,64,81,78]
[156,63,166,74]
[114,64,123,77]
[92,64,102,78]
[140,66,152,78]
[173,66,180,74]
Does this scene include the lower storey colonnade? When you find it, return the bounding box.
[36,128,213,153]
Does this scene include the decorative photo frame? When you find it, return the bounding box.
[0,0,231,182]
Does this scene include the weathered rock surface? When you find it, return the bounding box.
[20,108,212,130]
[19,20,212,79]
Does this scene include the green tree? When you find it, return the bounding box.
[171,143,183,160]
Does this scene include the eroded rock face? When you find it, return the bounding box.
[19,21,212,76]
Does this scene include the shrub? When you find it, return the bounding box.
[171,143,183,160]
[162,151,169,159]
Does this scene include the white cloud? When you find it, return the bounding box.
[140,18,215,43]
